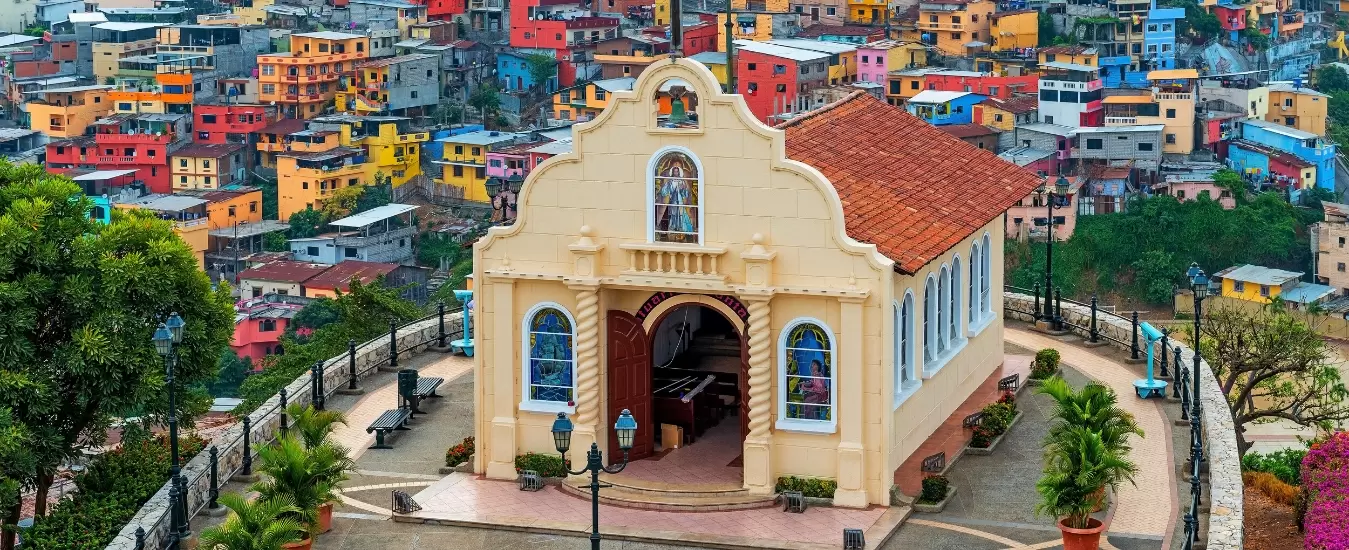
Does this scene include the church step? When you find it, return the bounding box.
[559,480,777,511]
[598,474,750,497]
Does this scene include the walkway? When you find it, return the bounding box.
[1004,328,1177,542]
[331,352,476,462]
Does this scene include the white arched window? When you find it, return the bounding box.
[938,266,950,351]
[924,276,936,365]
[950,257,962,342]
[648,147,703,244]
[520,303,576,413]
[981,233,992,316]
[778,318,837,433]
[895,292,918,405]
[970,241,981,323]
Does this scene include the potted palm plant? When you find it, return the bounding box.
[198,494,308,550]
[253,435,354,544]
[286,404,351,533]
[1037,377,1143,512]
[1036,426,1138,550]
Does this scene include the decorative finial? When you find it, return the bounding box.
[501,256,513,271]
[747,233,769,255]
[848,273,858,289]
[580,225,593,237]
[752,233,764,245]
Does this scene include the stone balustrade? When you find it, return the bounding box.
[105,312,463,550]
[619,242,727,279]
[1003,292,1242,550]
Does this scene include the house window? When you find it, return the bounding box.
[778,318,835,431]
[260,319,277,332]
[1166,134,1177,144]
[1166,108,1176,118]
[938,265,950,350]
[895,292,916,400]
[1138,142,1154,151]
[228,205,236,217]
[923,275,936,364]
[1086,138,1103,150]
[344,247,358,258]
[521,303,575,410]
[1339,237,1345,248]
[307,246,320,256]
[1260,285,1271,297]
[776,83,787,92]
[1339,263,1346,272]
[650,149,701,244]
[827,6,835,14]
[969,242,981,324]
[949,258,962,342]
[748,63,757,70]
[595,89,606,100]
[453,165,464,177]
[994,113,1004,123]
[911,80,919,90]
[981,233,991,316]
[1285,98,1294,108]
[1234,281,1245,292]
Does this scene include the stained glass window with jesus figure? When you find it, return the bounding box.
[652,151,699,243]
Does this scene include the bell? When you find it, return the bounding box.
[668,85,689,125]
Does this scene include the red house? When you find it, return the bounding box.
[428,0,466,20]
[735,42,831,123]
[1213,5,1248,32]
[194,104,278,146]
[923,72,1038,99]
[231,295,311,364]
[510,0,619,86]
[47,113,190,194]
[638,21,718,56]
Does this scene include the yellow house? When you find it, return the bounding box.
[976,95,1038,131]
[688,52,730,90]
[654,0,670,25]
[114,193,212,267]
[765,39,858,85]
[24,85,115,138]
[469,58,1041,508]
[1102,70,1197,154]
[177,186,265,230]
[1036,45,1098,68]
[552,77,635,122]
[848,0,888,24]
[91,22,163,81]
[108,73,195,115]
[917,0,994,56]
[436,130,525,202]
[277,145,376,220]
[1213,264,1303,304]
[717,0,788,47]
[988,9,1037,52]
[1265,83,1329,136]
[229,0,272,25]
[308,115,431,187]
[170,143,248,191]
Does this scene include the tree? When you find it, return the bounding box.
[1211,168,1247,205]
[0,407,35,518]
[289,297,341,336]
[1317,65,1349,94]
[355,173,392,214]
[319,185,363,221]
[468,83,502,129]
[1200,305,1349,456]
[288,206,324,239]
[209,351,252,398]
[523,53,558,94]
[0,163,235,543]
[263,231,289,253]
[1038,11,1057,47]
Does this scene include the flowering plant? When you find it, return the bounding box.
[444,436,475,467]
[1301,431,1349,549]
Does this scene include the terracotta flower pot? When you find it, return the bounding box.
[281,538,313,550]
[316,502,334,534]
[1058,517,1106,550]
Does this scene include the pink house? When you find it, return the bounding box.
[855,40,924,86]
[1154,176,1237,209]
[1005,178,1082,242]
[231,295,312,366]
[485,138,573,180]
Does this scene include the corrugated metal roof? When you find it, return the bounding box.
[93,22,165,32]
[329,203,419,227]
[1212,264,1303,285]
[909,90,974,104]
[1280,282,1335,305]
[71,169,138,181]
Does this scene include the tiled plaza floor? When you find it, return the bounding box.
[609,418,745,488]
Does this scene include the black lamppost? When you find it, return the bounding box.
[1041,174,1072,328]
[485,173,522,224]
[552,409,639,550]
[153,312,189,546]
[1186,263,1212,465]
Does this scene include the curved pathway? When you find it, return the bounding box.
[1004,328,1178,542]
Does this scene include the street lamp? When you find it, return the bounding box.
[486,175,520,224]
[1187,264,1212,465]
[552,409,638,550]
[1040,174,1072,328]
[154,312,190,547]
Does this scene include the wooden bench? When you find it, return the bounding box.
[366,408,412,449]
[406,377,445,416]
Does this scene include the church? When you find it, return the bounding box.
[470,57,1042,507]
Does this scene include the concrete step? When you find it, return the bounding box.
[560,478,776,511]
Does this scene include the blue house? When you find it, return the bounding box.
[1238,119,1336,191]
[1099,56,1146,88]
[1144,7,1182,72]
[498,51,556,93]
[905,91,985,126]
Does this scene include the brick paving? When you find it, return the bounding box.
[891,355,1031,497]
[329,352,475,461]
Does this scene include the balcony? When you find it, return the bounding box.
[1155,92,1191,101]
[97,156,138,163]
[174,218,209,230]
[1105,116,1138,125]
[333,226,416,247]
[397,133,430,142]
[919,21,963,31]
[99,133,171,143]
[619,243,728,281]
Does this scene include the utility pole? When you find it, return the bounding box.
[724,9,735,93]
[670,0,683,56]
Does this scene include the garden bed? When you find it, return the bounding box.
[1243,490,1303,550]
[912,486,956,513]
[963,411,1023,456]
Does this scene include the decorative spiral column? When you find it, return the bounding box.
[572,287,601,427]
[745,297,772,440]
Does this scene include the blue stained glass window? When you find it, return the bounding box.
[528,307,574,403]
[784,323,832,421]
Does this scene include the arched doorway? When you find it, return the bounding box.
[606,295,748,480]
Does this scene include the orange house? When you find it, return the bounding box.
[25,85,115,138]
[258,31,370,119]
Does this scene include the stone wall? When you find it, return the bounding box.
[104,312,464,550]
[1003,292,1242,550]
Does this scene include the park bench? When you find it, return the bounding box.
[398,369,444,417]
[366,407,411,450]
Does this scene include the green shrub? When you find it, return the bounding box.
[445,436,474,467]
[1242,448,1306,486]
[774,476,838,499]
[23,427,206,550]
[1030,349,1061,379]
[515,452,569,478]
[971,401,1017,448]
[918,475,950,504]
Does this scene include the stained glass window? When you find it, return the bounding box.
[652,151,699,244]
[527,306,574,403]
[783,321,832,422]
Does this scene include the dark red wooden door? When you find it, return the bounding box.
[607,310,653,461]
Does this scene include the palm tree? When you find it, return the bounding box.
[1037,376,1144,454]
[198,494,308,550]
[287,404,347,449]
[252,435,353,528]
[1036,426,1139,529]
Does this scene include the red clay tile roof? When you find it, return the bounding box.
[1039,45,1095,56]
[239,261,330,284]
[980,94,1038,114]
[795,25,885,38]
[938,123,999,139]
[779,92,1043,274]
[304,261,399,291]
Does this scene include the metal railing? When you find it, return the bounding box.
[123,304,465,550]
